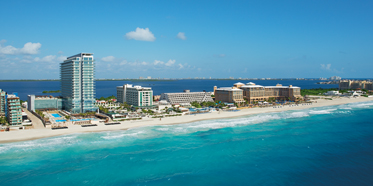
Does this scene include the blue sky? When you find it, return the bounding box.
[0,0,372,79]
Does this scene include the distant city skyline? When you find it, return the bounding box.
[1,1,373,79]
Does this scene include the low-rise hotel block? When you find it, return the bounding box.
[117,84,153,108]
[27,95,63,112]
[213,87,245,104]
[160,90,214,105]
[240,82,302,103]
[214,82,302,104]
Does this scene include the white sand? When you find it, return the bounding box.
[1,97,372,143]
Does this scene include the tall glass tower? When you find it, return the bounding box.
[60,53,97,113]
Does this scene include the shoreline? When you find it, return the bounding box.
[1,97,373,144]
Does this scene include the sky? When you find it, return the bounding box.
[0,0,372,79]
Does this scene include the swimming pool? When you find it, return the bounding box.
[71,118,96,122]
[51,113,62,118]
[55,120,66,122]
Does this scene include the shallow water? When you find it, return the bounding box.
[1,102,373,185]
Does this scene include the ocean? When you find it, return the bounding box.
[0,79,338,101]
[0,101,373,185]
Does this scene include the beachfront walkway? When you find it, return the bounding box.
[24,109,45,129]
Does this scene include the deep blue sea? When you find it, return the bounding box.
[0,80,338,100]
[1,101,373,185]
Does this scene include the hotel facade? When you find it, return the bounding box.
[60,53,97,113]
[214,82,302,104]
[339,80,373,90]
[117,84,153,108]
[160,90,214,105]
[6,94,22,125]
[0,89,6,116]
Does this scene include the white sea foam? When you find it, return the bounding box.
[309,109,337,115]
[101,130,145,140]
[0,135,79,154]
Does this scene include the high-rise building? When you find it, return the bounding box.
[60,53,97,113]
[0,89,6,116]
[117,84,153,108]
[6,93,22,125]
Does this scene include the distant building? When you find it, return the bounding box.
[27,95,63,112]
[160,90,214,105]
[6,93,22,125]
[339,80,373,90]
[329,76,342,80]
[117,84,153,108]
[60,53,97,113]
[0,89,6,116]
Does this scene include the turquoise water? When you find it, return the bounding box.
[70,118,96,122]
[1,102,373,185]
[55,119,66,122]
[51,113,62,118]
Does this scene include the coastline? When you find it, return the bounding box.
[1,97,373,144]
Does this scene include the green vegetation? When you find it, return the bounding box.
[79,112,96,117]
[35,110,45,118]
[0,116,8,125]
[42,90,61,93]
[191,101,202,108]
[97,95,116,101]
[65,115,71,120]
[300,88,350,96]
[99,106,109,113]
[142,109,154,114]
[200,101,216,107]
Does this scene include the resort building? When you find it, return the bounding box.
[60,53,97,113]
[240,82,302,103]
[160,90,214,105]
[214,86,245,104]
[6,94,22,125]
[117,84,153,108]
[27,95,63,112]
[0,89,6,116]
[214,82,302,104]
[339,80,373,90]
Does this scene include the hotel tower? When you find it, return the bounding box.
[60,53,97,113]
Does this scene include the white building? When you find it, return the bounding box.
[117,84,153,107]
[160,90,214,105]
[60,53,97,113]
[329,76,342,80]
[324,91,342,96]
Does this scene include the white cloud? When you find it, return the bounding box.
[125,27,156,42]
[165,59,175,66]
[58,51,64,54]
[320,64,331,70]
[153,60,164,65]
[34,55,66,63]
[178,64,184,69]
[101,56,115,62]
[0,41,41,55]
[176,32,186,40]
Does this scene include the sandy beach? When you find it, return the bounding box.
[1,96,372,144]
